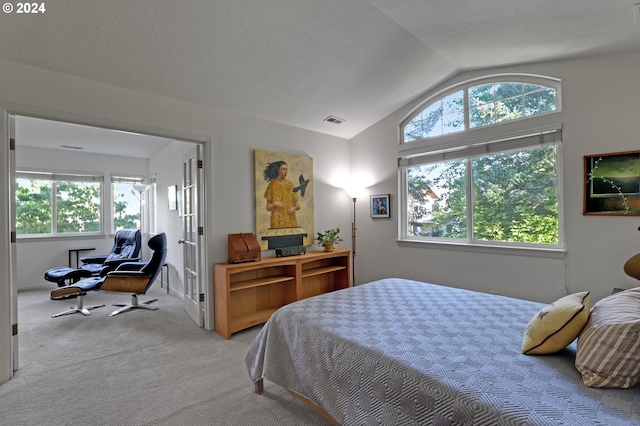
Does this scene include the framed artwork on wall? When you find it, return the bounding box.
[371,194,390,218]
[254,150,315,250]
[584,150,640,215]
[168,185,178,211]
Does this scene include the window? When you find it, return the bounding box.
[403,78,557,143]
[111,175,145,233]
[399,75,562,249]
[16,171,103,236]
[404,91,464,141]
[145,182,157,235]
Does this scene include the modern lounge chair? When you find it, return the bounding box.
[45,229,142,287]
[50,233,167,318]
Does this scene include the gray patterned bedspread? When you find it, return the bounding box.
[246,278,640,425]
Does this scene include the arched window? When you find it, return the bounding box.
[398,75,563,253]
[402,77,558,143]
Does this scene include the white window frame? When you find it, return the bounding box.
[111,174,146,234]
[145,182,157,235]
[397,74,565,258]
[400,73,562,145]
[15,169,105,238]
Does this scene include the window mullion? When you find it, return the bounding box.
[464,87,470,131]
[51,181,57,236]
[465,158,473,242]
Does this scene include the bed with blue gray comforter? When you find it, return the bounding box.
[246,278,640,425]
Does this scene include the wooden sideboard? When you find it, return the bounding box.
[214,249,351,339]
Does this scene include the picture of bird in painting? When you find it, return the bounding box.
[294,174,310,197]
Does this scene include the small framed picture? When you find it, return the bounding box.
[168,185,178,211]
[370,194,390,218]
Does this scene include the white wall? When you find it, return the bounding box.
[148,140,196,297]
[350,49,640,304]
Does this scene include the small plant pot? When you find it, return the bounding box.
[323,242,334,252]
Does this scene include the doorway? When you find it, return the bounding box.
[3,110,210,376]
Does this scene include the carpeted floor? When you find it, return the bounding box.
[0,285,328,425]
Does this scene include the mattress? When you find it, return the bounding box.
[246,278,640,425]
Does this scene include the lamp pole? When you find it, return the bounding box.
[351,197,356,286]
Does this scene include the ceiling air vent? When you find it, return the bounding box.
[61,145,84,150]
[324,116,345,125]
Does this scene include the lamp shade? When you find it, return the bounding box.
[343,183,363,199]
[624,253,640,280]
[131,184,150,193]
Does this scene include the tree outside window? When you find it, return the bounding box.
[15,172,102,236]
[112,182,141,232]
[400,76,561,247]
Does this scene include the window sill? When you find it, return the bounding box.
[397,238,566,259]
[16,233,107,243]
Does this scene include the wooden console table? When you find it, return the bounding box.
[214,249,351,339]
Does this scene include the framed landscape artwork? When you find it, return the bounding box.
[584,150,640,215]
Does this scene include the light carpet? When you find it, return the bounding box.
[0,285,328,425]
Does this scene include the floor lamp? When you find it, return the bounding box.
[129,184,149,231]
[343,185,361,286]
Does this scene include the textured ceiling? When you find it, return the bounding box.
[1,0,640,143]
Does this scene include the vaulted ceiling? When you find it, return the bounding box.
[2,0,639,141]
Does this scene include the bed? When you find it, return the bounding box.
[246,278,640,425]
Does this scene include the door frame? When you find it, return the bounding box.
[0,103,213,384]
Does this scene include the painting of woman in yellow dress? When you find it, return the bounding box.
[255,150,314,250]
[263,161,300,228]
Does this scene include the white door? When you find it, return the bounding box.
[181,146,204,326]
[9,115,18,374]
[0,110,11,384]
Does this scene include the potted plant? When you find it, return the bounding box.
[316,228,343,251]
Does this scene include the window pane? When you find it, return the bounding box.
[442,90,464,114]
[469,104,494,128]
[442,111,464,134]
[15,178,52,235]
[404,121,422,142]
[422,101,443,119]
[421,101,444,138]
[494,82,522,101]
[472,146,558,244]
[56,181,101,233]
[404,80,557,141]
[403,91,465,142]
[497,96,523,123]
[113,183,141,231]
[469,84,493,107]
[407,161,467,239]
[524,89,556,115]
[523,83,543,94]
[425,115,443,138]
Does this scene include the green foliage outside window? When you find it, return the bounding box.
[15,179,52,235]
[403,79,560,246]
[113,183,140,231]
[404,82,557,142]
[406,147,559,244]
[16,178,103,235]
[56,181,101,233]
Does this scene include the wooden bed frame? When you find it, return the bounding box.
[255,379,339,425]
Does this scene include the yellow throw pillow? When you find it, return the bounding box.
[522,291,590,355]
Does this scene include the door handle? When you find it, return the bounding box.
[178,239,185,244]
